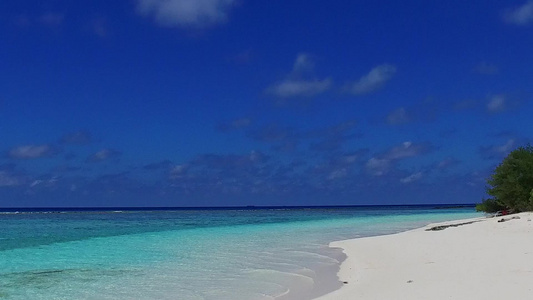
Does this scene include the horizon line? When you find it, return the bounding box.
[0,203,477,212]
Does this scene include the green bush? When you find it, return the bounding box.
[479,145,533,212]
[475,198,505,213]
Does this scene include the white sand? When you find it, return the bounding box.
[315,212,533,300]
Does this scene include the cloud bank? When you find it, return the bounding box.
[366,141,433,176]
[137,0,237,28]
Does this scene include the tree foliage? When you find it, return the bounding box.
[475,198,505,213]
[477,145,533,213]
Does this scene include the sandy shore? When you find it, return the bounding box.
[315,212,533,300]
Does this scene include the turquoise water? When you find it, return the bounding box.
[0,207,481,299]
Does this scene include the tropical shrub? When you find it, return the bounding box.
[478,145,533,213]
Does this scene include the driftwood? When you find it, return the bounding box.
[425,221,479,231]
[497,216,520,223]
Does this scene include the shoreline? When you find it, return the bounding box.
[314,212,533,300]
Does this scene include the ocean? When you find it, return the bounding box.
[0,206,481,300]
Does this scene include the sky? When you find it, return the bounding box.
[0,0,532,207]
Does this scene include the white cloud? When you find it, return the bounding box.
[400,172,423,184]
[487,95,506,113]
[170,164,188,179]
[342,154,359,164]
[495,139,516,154]
[137,0,237,28]
[346,64,397,95]
[366,141,432,176]
[365,157,390,176]
[30,180,43,187]
[0,171,23,187]
[8,145,55,159]
[437,158,460,169]
[267,53,332,98]
[29,176,58,189]
[292,53,315,74]
[249,150,267,163]
[86,149,121,162]
[327,168,348,180]
[387,107,410,125]
[480,139,516,159]
[504,1,533,25]
[268,79,332,98]
[384,141,428,160]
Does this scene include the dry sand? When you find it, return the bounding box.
[315,212,533,300]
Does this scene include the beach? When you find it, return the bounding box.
[316,212,533,300]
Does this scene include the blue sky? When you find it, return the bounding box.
[1,0,532,207]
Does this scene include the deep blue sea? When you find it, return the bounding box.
[0,206,481,300]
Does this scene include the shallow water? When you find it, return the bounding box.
[0,206,481,299]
